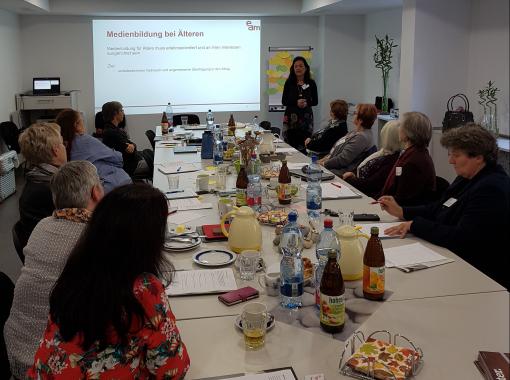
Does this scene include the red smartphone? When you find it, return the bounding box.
[218,286,259,306]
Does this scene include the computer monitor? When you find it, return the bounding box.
[33,77,60,95]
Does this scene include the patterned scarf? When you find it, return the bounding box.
[53,208,92,223]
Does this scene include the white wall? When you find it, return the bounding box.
[318,14,365,128]
[363,8,402,107]
[467,0,509,136]
[0,9,22,123]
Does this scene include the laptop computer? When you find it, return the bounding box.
[289,167,335,182]
[32,77,61,95]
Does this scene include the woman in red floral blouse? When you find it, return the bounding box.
[28,184,190,379]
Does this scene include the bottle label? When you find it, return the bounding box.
[246,196,261,206]
[236,189,247,206]
[320,294,345,326]
[363,265,385,294]
[278,183,292,201]
[280,281,303,298]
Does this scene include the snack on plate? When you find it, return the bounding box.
[261,166,280,179]
[302,257,314,281]
[257,209,288,225]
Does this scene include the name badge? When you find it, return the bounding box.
[396,167,402,176]
[301,83,309,90]
[443,197,457,207]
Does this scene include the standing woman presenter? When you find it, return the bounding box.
[282,56,318,152]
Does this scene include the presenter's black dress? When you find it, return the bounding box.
[281,79,318,152]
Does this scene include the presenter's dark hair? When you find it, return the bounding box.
[56,109,80,158]
[287,56,311,83]
[101,101,123,123]
[49,183,172,348]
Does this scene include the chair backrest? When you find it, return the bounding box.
[12,221,26,264]
[0,272,14,380]
[351,145,377,171]
[173,114,200,126]
[145,130,156,150]
[260,120,271,131]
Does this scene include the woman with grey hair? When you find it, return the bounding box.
[379,124,510,288]
[4,161,103,379]
[342,119,402,198]
[378,111,436,206]
[16,123,67,251]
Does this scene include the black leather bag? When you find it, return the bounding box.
[442,93,474,132]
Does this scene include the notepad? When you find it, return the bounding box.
[384,243,453,268]
[320,182,361,199]
[169,198,213,211]
[165,268,237,296]
[356,223,402,238]
[158,163,201,174]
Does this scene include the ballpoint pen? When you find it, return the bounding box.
[176,166,182,172]
[166,190,184,194]
[330,182,342,189]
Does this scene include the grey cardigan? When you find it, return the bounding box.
[324,129,373,176]
[4,216,86,379]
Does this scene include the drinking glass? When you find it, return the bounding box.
[166,175,180,191]
[241,302,268,349]
[239,250,260,281]
[339,210,354,226]
[181,116,188,126]
[215,164,229,191]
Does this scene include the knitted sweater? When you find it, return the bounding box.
[4,216,86,379]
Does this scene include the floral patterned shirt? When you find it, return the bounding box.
[28,273,190,379]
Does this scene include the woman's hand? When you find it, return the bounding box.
[304,138,311,147]
[318,155,329,166]
[342,172,355,180]
[384,221,412,238]
[125,143,135,154]
[377,195,404,219]
[297,98,307,108]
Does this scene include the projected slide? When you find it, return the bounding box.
[93,20,261,115]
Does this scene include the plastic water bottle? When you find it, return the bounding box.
[280,211,304,309]
[306,155,322,223]
[251,115,259,132]
[206,109,214,130]
[213,125,223,165]
[314,218,340,308]
[166,103,174,130]
[246,154,262,210]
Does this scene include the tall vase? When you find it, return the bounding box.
[381,75,389,113]
[482,104,499,136]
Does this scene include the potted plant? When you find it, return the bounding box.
[374,35,398,113]
[478,80,499,135]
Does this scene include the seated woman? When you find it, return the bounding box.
[17,123,67,247]
[5,161,103,379]
[342,120,401,198]
[28,184,190,379]
[378,111,436,206]
[379,124,510,289]
[304,99,348,156]
[319,103,376,177]
[56,109,132,193]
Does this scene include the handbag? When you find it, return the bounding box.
[442,93,474,131]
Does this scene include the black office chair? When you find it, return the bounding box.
[0,272,14,380]
[145,130,156,150]
[173,114,200,126]
[12,221,26,264]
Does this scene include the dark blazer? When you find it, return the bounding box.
[18,166,56,244]
[102,122,139,175]
[379,146,436,206]
[403,164,510,289]
[306,120,348,154]
[345,152,400,199]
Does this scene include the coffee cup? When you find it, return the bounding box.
[258,272,280,297]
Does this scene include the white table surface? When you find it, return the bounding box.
[153,133,508,379]
[177,291,509,380]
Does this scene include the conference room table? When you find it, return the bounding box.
[153,126,508,379]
